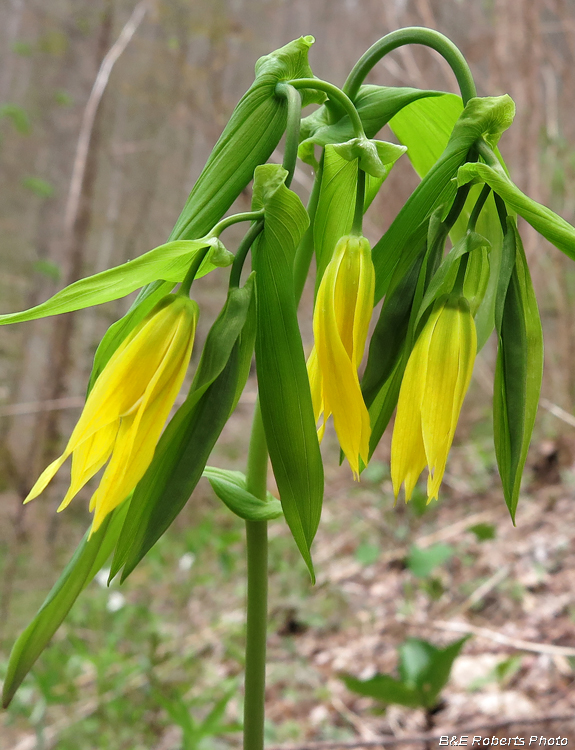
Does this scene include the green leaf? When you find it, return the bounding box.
[343,635,468,710]
[2,502,129,707]
[390,93,464,177]
[367,354,407,460]
[170,37,321,243]
[313,146,357,284]
[251,164,323,581]
[407,543,454,578]
[493,219,543,521]
[33,259,61,281]
[391,96,505,348]
[362,254,423,409]
[399,637,469,708]
[372,95,515,301]
[354,543,380,566]
[468,522,497,541]
[231,280,257,413]
[416,230,490,327]
[299,84,444,164]
[111,281,254,581]
[203,467,283,521]
[21,176,54,198]
[0,103,31,134]
[114,345,241,582]
[0,239,231,325]
[331,137,405,179]
[465,193,503,349]
[342,673,422,709]
[457,160,575,262]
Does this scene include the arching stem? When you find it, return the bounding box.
[343,27,477,106]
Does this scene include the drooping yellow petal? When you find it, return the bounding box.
[314,240,371,477]
[351,238,375,370]
[306,346,328,441]
[390,306,439,501]
[332,239,359,359]
[90,301,198,530]
[28,292,198,533]
[57,422,118,511]
[24,452,71,504]
[421,302,462,496]
[426,298,476,500]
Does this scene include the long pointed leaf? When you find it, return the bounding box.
[0,240,226,325]
[111,281,254,580]
[493,220,543,521]
[2,502,129,707]
[251,164,323,580]
[372,95,515,301]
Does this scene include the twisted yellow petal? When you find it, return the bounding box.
[391,296,476,502]
[308,235,374,478]
[25,293,199,530]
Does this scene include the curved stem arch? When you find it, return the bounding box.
[343,27,477,106]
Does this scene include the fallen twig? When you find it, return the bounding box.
[266,713,575,750]
[433,619,575,657]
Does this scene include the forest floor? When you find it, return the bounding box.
[1,385,575,749]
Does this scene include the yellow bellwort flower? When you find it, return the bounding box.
[307,234,374,478]
[24,293,199,532]
[391,295,477,503]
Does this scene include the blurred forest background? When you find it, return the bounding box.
[1,0,575,748]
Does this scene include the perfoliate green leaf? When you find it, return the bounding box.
[170,36,321,243]
[493,219,543,522]
[251,164,323,581]
[231,282,257,413]
[372,95,514,301]
[254,36,325,107]
[362,255,423,409]
[416,230,490,327]
[0,238,230,325]
[367,354,406,460]
[457,160,575,262]
[342,673,423,709]
[298,84,443,166]
[111,280,255,581]
[467,192,505,349]
[2,502,129,707]
[203,467,283,521]
[391,94,505,348]
[332,137,406,179]
[390,93,464,177]
[313,146,357,285]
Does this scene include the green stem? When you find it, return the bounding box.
[208,210,264,238]
[476,138,503,170]
[178,246,210,297]
[229,220,264,288]
[351,169,366,236]
[452,252,469,296]
[293,154,324,304]
[343,27,477,106]
[243,401,269,750]
[276,83,302,189]
[467,184,491,232]
[288,78,366,139]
